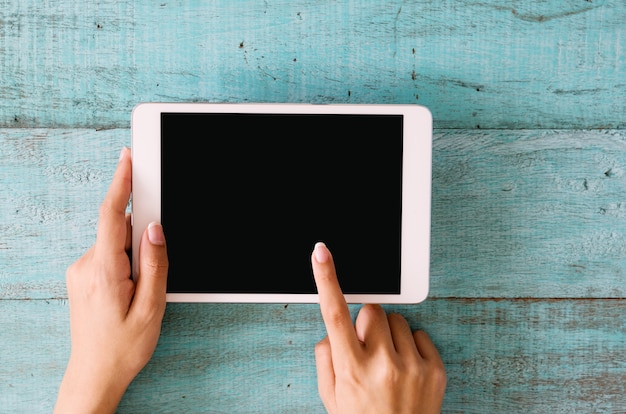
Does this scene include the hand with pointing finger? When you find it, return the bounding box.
[312,242,446,414]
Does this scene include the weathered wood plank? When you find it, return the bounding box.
[3,2,624,412]
[3,129,626,299]
[1,298,625,413]
[0,129,126,299]
[431,129,626,298]
[1,0,624,129]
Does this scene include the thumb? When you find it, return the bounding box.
[132,221,169,319]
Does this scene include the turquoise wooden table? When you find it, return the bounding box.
[1,1,625,412]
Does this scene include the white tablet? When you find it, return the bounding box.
[131,102,432,304]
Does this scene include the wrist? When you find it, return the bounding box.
[54,357,132,414]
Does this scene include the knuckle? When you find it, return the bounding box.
[429,360,448,390]
[98,198,116,218]
[370,356,404,388]
[387,312,408,325]
[134,298,165,323]
[407,359,447,394]
[316,267,337,284]
[325,306,352,329]
[335,361,364,385]
[314,338,330,355]
[380,366,402,387]
[65,262,78,281]
[358,303,384,322]
[142,255,169,274]
[361,303,383,314]
[65,253,89,287]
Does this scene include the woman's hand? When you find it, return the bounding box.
[312,242,446,414]
[54,148,169,414]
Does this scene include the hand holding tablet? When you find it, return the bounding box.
[131,103,433,303]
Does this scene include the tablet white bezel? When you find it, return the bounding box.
[131,102,432,304]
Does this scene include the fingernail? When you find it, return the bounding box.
[119,147,127,162]
[148,222,165,245]
[314,242,330,263]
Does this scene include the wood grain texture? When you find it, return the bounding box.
[2,1,625,411]
[3,128,626,300]
[2,298,626,413]
[432,129,626,298]
[1,0,624,129]
[0,129,127,299]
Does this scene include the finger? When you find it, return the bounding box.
[125,213,132,252]
[312,242,359,355]
[413,330,443,362]
[314,337,337,412]
[95,147,132,258]
[131,222,169,321]
[387,313,420,359]
[354,304,394,350]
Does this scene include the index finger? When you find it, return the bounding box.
[312,242,360,355]
[95,147,132,258]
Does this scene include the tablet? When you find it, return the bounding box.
[131,102,432,304]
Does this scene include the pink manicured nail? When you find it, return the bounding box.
[148,222,165,245]
[314,242,330,263]
[119,147,127,162]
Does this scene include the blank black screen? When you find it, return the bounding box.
[162,113,403,294]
